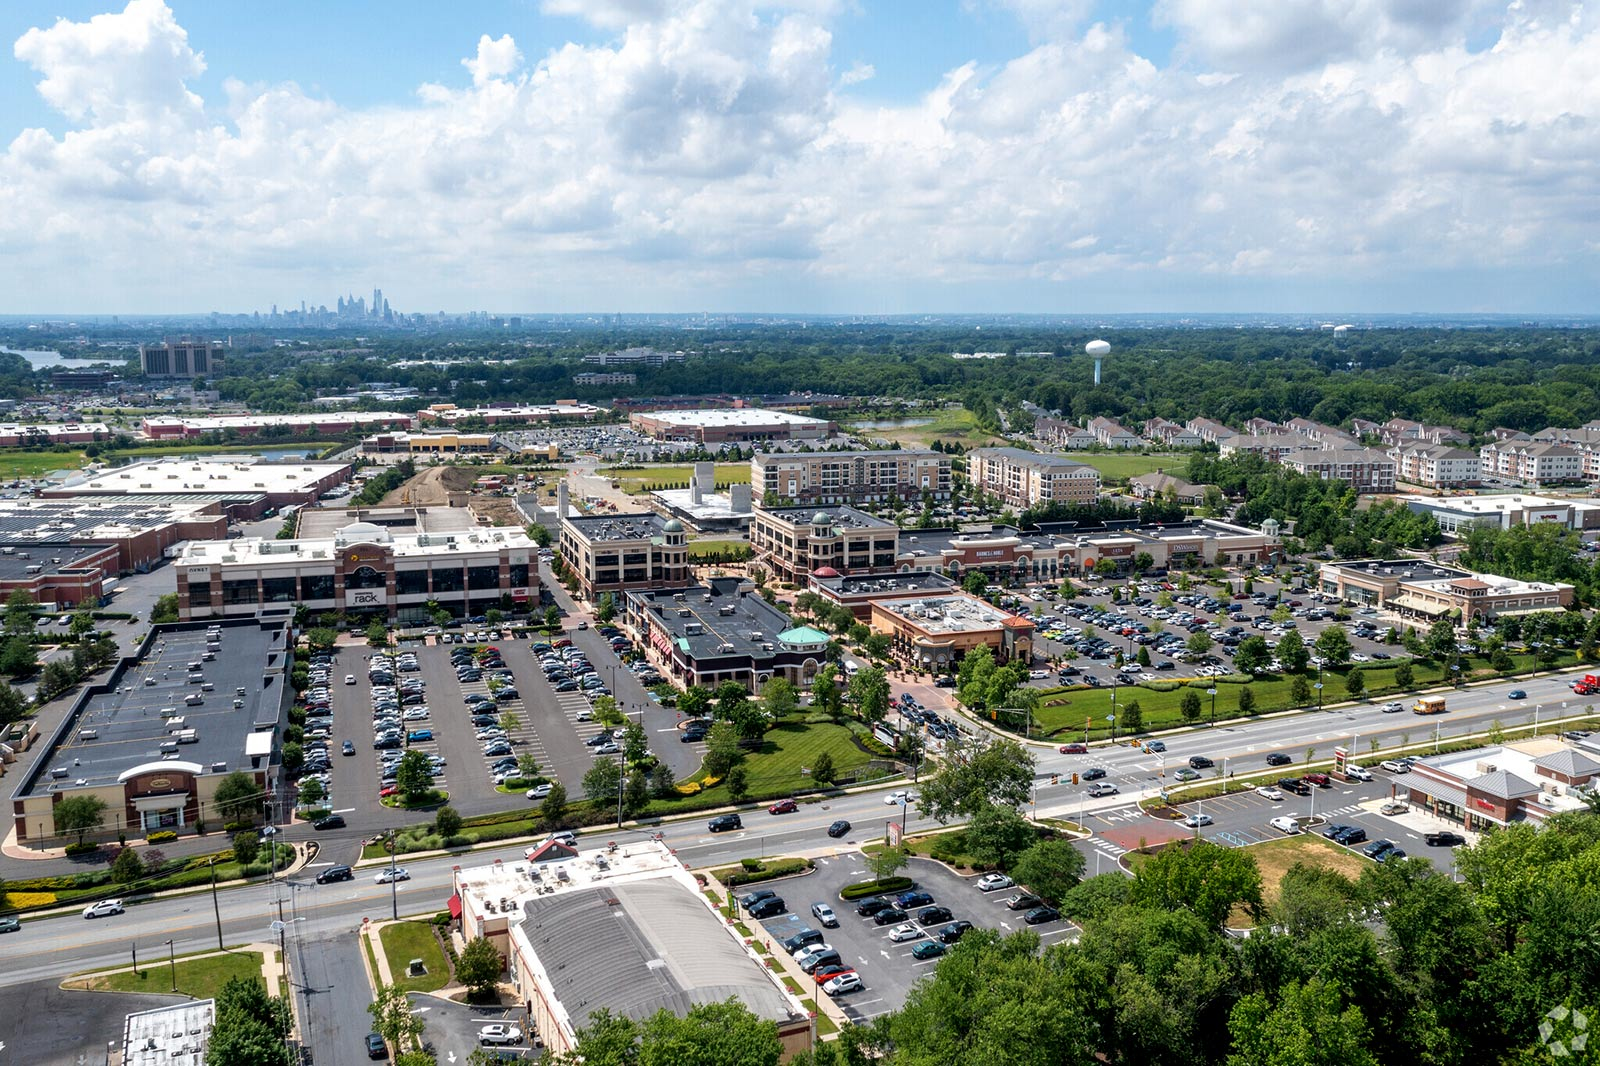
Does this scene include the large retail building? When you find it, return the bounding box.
[624,577,831,689]
[1318,559,1574,623]
[630,407,835,443]
[44,457,353,521]
[175,521,538,622]
[10,618,290,844]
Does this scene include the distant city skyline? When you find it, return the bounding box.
[1,1,1597,315]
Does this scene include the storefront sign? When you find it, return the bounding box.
[346,589,386,608]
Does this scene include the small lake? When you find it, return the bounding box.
[848,417,934,430]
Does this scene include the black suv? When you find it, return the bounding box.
[856,897,893,917]
[748,896,787,919]
[1188,755,1214,769]
[708,813,742,833]
[316,865,353,885]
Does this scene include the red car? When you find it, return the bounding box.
[1059,743,1088,754]
[379,785,399,797]
[769,799,799,815]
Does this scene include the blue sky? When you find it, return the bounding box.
[0,0,1594,314]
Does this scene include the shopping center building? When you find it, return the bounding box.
[869,593,1035,670]
[624,577,832,689]
[1318,559,1575,623]
[175,521,538,622]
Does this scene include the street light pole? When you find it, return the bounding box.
[1207,687,1217,727]
[389,829,399,921]
[165,939,176,993]
[1315,681,1324,711]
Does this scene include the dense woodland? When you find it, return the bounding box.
[14,324,1599,437]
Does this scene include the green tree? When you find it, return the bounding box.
[1290,675,1312,706]
[434,805,463,838]
[726,764,749,803]
[679,684,712,721]
[0,637,37,678]
[1010,839,1087,903]
[1426,618,1458,660]
[703,720,743,778]
[868,846,909,882]
[622,717,649,764]
[368,982,425,1051]
[1129,838,1264,930]
[1121,700,1144,734]
[1186,630,1214,657]
[207,977,292,1066]
[54,794,107,845]
[810,665,842,720]
[1393,659,1415,687]
[582,758,623,806]
[298,778,325,808]
[810,750,836,787]
[1238,686,1257,715]
[964,803,1037,870]
[595,592,617,623]
[1228,979,1378,1066]
[213,771,262,822]
[625,768,650,814]
[456,936,504,998]
[1180,688,1203,723]
[541,781,569,828]
[149,593,180,625]
[1234,635,1271,675]
[760,676,798,721]
[1276,629,1309,673]
[3,590,36,635]
[305,627,338,650]
[918,737,1034,823]
[545,605,561,629]
[395,750,435,800]
[1344,668,1366,698]
[69,609,96,639]
[39,658,80,698]
[850,665,891,724]
[650,763,677,799]
[110,844,145,884]
[0,680,27,725]
[963,570,990,596]
[558,1001,782,1066]
[517,752,542,780]
[366,621,389,647]
[232,830,260,866]
[1314,625,1353,667]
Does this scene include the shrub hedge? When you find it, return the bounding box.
[840,876,913,901]
[720,858,811,886]
[146,830,177,844]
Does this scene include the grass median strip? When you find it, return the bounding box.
[377,920,451,993]
[66,949,265,997]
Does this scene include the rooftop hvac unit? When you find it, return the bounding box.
[677,609,691,617]
[719,642,735,653]
[1476,761,1497,774]
[1543,781,1562,795]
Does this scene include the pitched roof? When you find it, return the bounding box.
[1534,748,1600,779]
[1465,769,1543,800]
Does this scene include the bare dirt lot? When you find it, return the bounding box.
[378,465,478,507]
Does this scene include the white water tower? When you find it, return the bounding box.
[1086,339,1110,385]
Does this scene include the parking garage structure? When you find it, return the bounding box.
[175,521,539,623]
[9,617,292,845]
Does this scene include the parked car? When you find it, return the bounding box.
[937,920,974,943]
[976,872,1014,892]
[365,1032,388,1059]
[1346,765,1375,781]
[1380,800,1410,815]
[747,896,787,919]
[478,1024,523,1046]
[1334,826,1368,846]
[1023,905,1061,925]
[855,897,894,917]
[1255,786,1284,801]
[1005,893,1042,911]
[897,890,934,909]
[1363,839,1397,860]
[782,928,825,955]
[740,889,778,912]
[887,923,922,943]
[811,903,839,928]
[1269,816,1301,835]
[911,939,946,960]
[916,906,954,926]
[822,972,864,996]
[873,907,910,926]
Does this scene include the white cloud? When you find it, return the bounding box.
[838,60,874,86]
[1,0,1598,311]
[463,34,522,87]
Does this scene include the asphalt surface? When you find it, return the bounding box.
[292,926,378,1066]
[0,976,184,1066]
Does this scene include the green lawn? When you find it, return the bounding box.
[1057,452,1191,482]
[602,463,752,495]
[378,921,451,993]
[851,407,1003,449]
[672,721,880,807]
[68,950,265,996]
[687,539,752,560]
[0,449,88,480]
[1029,652,1577,740]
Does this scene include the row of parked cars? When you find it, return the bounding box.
[371,651,449,801]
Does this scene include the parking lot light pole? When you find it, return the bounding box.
[209,857,224,951]
[165,939,176,993]
[389,830,399,921]
[1314,681,1324,711]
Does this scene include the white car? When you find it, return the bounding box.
[478,1024,523,1046]
[975,872,1014,892]
[885,790,917,806]
[375,867,410,884]
[1346,765,1375,781]
[794,943,836,967]
[1183,813,1214,828]
[823,972,864,996]
[1256,786,1284,801]
[526,783,553,800]
[82,899,125,919]
[887,923,922,942]
[1379,759,1411,774]
[1379,702,1404,714]
[345,674,356,685]
[1269,816,1301,835]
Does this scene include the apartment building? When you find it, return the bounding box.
[1281,447,1397,493]
[1390,442,1481,488]
[1355,417,1470,447]
[748,505,899,584]
[1142,418,1203,448]
[1185,417,1234,445]
[1479,440,1584,486]
[966,448,1101,509]
[751,449,950,505]
[1218,432,1322,462]
[1531,425,1600,479]
[558,513,690,601]
[1033,417,1097,449]
[1087,416,1144,449]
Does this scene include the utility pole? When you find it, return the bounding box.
[209,857,224,951]
[389,829,399,921]
[165,939,176,993]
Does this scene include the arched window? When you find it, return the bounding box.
[346,565,385,590]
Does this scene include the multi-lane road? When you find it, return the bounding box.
[3,663,1587,1063]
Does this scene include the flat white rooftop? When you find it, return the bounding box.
[640,408,830,428]
[122,998,214,1066]
[1397,493,1600,514]
[143,412,413,433]
[56,457,350,497]
[0,422,110,438]
[178,522,534,565]
[877,593,1025,634]
[425,404,605,420]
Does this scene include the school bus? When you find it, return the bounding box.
[1412,696,1447,715]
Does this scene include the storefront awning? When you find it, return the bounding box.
[1407,779,1467,809]
[447,893,462,919]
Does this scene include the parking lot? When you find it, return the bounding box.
[745,855,1078,1023]
[1157,772,1469,874]
[411,993,537,1062]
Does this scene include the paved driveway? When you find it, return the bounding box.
[292,930,378,1066]
[412,995,538,1062]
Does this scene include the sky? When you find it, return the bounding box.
[0,0,1596,315]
